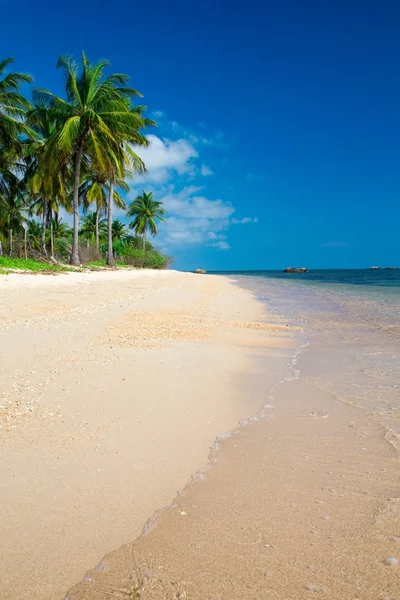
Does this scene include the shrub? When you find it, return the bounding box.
[122,246,170,269]
[78,243,103,264]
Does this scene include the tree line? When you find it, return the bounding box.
[0,53,167,267]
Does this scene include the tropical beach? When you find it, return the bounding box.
[2,0,400,598]
[1,269,399,600]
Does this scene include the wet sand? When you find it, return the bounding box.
[0,270,295,600]
[66,276,400,600]
[68,379,399,599]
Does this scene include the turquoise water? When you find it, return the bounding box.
[212,269,400,324]
[211,269,400,287]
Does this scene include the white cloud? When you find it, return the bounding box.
[232,217,258,224]
[128,131,234,251]
[126,117,255,253]
[153,186,233,250]
[151,110,166,119]
[160,186,234,220]
[146,111,227,148]
[133,134,198,184]
[200,164,214,176]
[212,241,230,250]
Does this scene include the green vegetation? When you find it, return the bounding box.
[0,53,171,270]
[127,190,166,251]
[0,257,70,273]
[87,260,128,268]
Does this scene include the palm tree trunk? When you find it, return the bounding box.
[70,140,84,266]
[107,179,115,266]
[9,229,13,257]
[50,208,54,258]
[95,208,100,250]
[24,227,27,259]
[0,239,3,257]
[142,230,146,252]
[41,199,48,257]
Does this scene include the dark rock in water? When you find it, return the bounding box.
[194,269,207,274]
[284,267,308,273]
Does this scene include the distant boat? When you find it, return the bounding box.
[385,266,397,269]
[368,266,381,270]
[284,267,309,273]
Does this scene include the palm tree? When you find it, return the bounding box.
[32,52,152,266]
[0,149,27,257]
[106,170,130,266]
[80,172,108,249]
[80,210,107,243]
[51,217,71,256]
[0,188,27,256]
[0,57,34,152]
[0,58,34,255]
[25,109,68,258]
[103,107,154,267]
[27,219,42,252]
[80,170,128,253]
[127,190,166,252]
[111,218,127,241]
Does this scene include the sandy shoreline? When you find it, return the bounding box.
[0,270,296,600]
[65,275,399,600]
[2,270,398,600]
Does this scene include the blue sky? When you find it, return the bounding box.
[2,0,400,270]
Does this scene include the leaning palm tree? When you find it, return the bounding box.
[32,52,153,265]
[127,190,166,251]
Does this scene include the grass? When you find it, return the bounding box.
[0,256,165,275]
[0,257,72,273]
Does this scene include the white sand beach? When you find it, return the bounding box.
[0,270,295,600]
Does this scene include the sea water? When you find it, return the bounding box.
[212,268,400,288]
[223,270,400,451]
